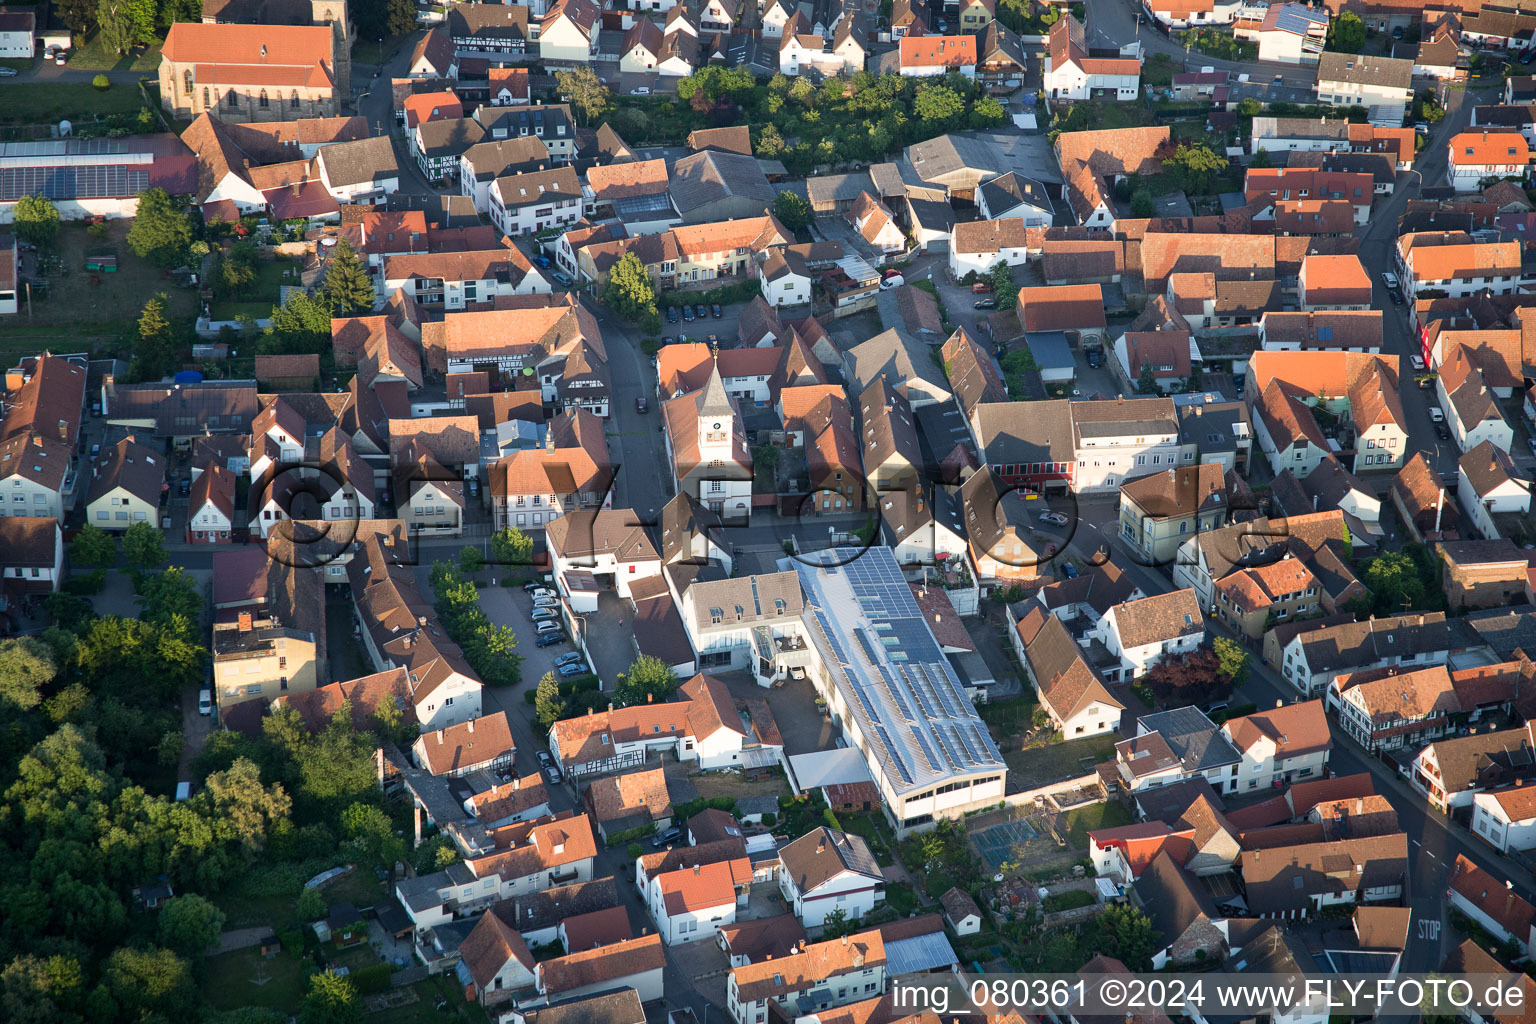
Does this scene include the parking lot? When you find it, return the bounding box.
[659,299,747,350]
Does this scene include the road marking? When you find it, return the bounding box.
[1087,522,1098,530]
[1422,849,1435,860]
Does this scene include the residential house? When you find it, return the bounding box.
[1116,463,1226,567]
[1235,2,1326,65]
[898,35,976,78]
[539,0,600,63]
[651,856,751,945]
[449,5,533,59]
[1333,664,1461,751]
[777,11,866,78]
[490,409,613,532]
[1043,15,1138,100]
[413,713,515,777]
[457,912,537,1009]
[1092,589,1203,682]
[393,440,465,536]
[1391,452,1461,544]
[1470,783,1536,854]
[584,766,672,842]
[1114,706,1241,795]
[489,165,583,237]
[1016,608,1124,741]
[1458,441,1531,541]
[1244,834,1408,918]
[1446,854,1536,953]
[1281,612,1468,699]
[1069,395,1180,494]
[669,150,776,224]
[1114,329,1197,396]
[949,218,1030,278]
[383,246,549,312]
[545,507,661,603]
[1222,701,1331,792]
[1409,728,1536,812]
[212,611,320,711]
[1398,231,1521,301]
[84,437,164,531]
[1143,0,1241,28]
[847,192,905,257]
[1315,52,1413,125]
[458,137,551,214]
[0,517,62,597]
[186,463,237,544]
[726,929,886,1024]
[0,7,33,58]
[1449,131,1531,191]
[975,22,1028,86]
[534,933,665,1002]
[1133,850,1227,968]
[960,466,1047,587]
[778,826,884,930]
[1298,254,1372,311]
[1438,350,1513,456]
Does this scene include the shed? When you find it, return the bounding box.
[1024,331,1076,384]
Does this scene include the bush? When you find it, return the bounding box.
[760,812,777,827]
[92,74,110,90]
[280,929,304,958]
[350,962,394,995]
[64,568,107,595]
[1042,890,1095,913]
[625,842,644,859]
[606,822,658,846]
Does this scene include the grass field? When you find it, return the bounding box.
[1004,735,1118,788]
[67,34,163,72]
[1064,800,1132,849]
[373,977,491,1024]
[202,947,310,1014]
[210,259,300,321]
[7,223,199,330]
[0,81,150,125]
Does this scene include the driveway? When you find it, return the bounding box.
[585,590,640,687]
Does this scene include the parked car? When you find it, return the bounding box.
[682,305,695,322]
[55,51,67,64]
[882,268,903,279]
[178,477,190,496]
[198,689,213,716]
[1381,271,1399,291]
[90,443,100,458]
[1039,511,1069,526]
[971,281,993,293]
[529,587,556,600]
[532,597,559,610]
[535,620,562,635]
[711,304,723,318]
[880,275,904,290]
[1410,355,1426,371]
[543,765,563,785]
[661,336,675,347]
[557,662,588,678]
[535,631,566,648]
[1434,422,1451,440]
[1428,407,1444,423]
[974,299,997,310]
[695,304,708,320]
[1060,563,1079,580]
[1417,376,1434,390]
[532,255,552,269]
[666,306,679,324]
[554,652,585,668]
[631,86,651,96]
[531,608,559,623]
[537,749,556,766]
[706,333,719,346]
[550,271,574,287]
[0,68,16,77]
[636,395,648,413]
[1389,289,1403,305]
[651,827,684,848]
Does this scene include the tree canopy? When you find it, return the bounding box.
[1327,11,1366,53]
[127,190,194,269]
[556,65,611,125]
[320,239,375,316]
[613,655,678,708]
[1161,143,1229,195]
[13,195,59,248]
[602,253,658,322]
[772,191,812,234]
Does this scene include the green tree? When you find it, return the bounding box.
[1212,637,1250,687]
[157,894,226,955]
[263,291,334,354]
[534,671,566,727]
[459,546,484,574]
[1162,142,1229,195]
[127,189,194,269]
[491,527,534,566]
[122,520,167,572]
[752,443,780,480]
[340,802,407,881]
[0,637,54,712]
[1361,550,1425,613]
[556,65,611,126]
[218,241,259,298]
[755,123,786,159]
[69,524,116,570]
[613,654,678,708]
[202,756,292,858]
[13,196,60,249]
[135,293,176,378]
[95,0,136,53]
[103,947,193,1020]
[300,971,362,1024]
[969,95,1008,130]
[820,907,856,938]
[0,953,86,1024]
[772,191,812,234]
[602,252,657,321]
[385,0,417,36]
[320,239,375,316]
[1130,190,1155,217]
[138,567,203,627]
[1095,904,1159,971]
[1136,362,1159,395]
[1236,97,1263,118]
[913,84,965,125]
[296,886,327,922]
[56,0,97,33]
[1327,10,1366,53]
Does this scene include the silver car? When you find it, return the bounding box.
[1038,511,1069,527]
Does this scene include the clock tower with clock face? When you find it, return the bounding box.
[696,364,737,462]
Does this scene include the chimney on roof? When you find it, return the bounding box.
[238,611,253,632]
[436,729,444,743]
[694,863,701,875]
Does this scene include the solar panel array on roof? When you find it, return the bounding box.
[1274,4,1325,32]
[0,164,147,201]
[793,546,1005,798]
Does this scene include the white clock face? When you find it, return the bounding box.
[713,423,721,430]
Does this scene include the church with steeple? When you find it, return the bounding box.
[661,361,754,524]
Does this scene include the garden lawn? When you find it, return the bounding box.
[837,811,898,867]
[210,259,300,321]
[884,883,922,916]
[373,977,491,1024]
[1004,735,1118,788]
[0,82,149,124]
[201,947,310,1013]
[67,33,163,72]
[1064,801,1133,849]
